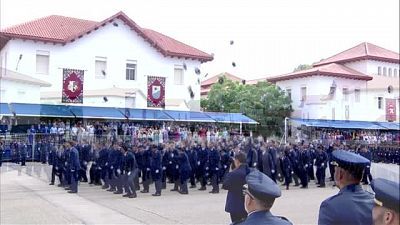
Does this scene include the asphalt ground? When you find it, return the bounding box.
[1,162,398,225]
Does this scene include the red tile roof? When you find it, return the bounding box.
[267,63,373,83]
[0,11,213,62]
[314,42,399,66]
[201,72,243,87]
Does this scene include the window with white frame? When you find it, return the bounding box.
[174,67,184,85]
[345,105,350,120]
[126,60,137,80]
[383,67,387,76]
[394,69,398,77]
[354,89,361,102]
[95,57,107,79]
[377,97,383,109]
[377,66,381,75]
[388,68,392,77]
[36,50,50,75]
[300,87,307,101]
[342,88,348,101]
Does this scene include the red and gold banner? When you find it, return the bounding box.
[147,76,165,108]
[385,98,396,122]
[62,68,84,103]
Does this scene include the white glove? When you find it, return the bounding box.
[98,167,102,170]
[55,166,58,170]
[197,161,201,165]
[83,161,87,165]
[321,163,324,167]
[71,169,75,172]
[271,170,275,173]
[169,161,172,164]
[155,169,159,173]
[224,165,227,169]
[305,165,308,168]
[110,166,114,170]
[216,168,219,171]
[105,163,108,166]
[146,168,150,171]
[253,163,257,167]
[206,167,209,170]
[117,169,121,174]
[128,171,131,175]
[291,171,294,174]
[163,166,166,170]
[176,165,179,169]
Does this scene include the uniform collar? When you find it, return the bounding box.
[340,183,362,193]
[247,210,272,218]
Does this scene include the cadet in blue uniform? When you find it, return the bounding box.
[178,145,191,194]
[122,144,138,198]
[315,145,328,187]
[197,143,209,191]
[140,145,152,193]
[318,150,374,225]
[281,149,293,190]
[150,144,163,196]
[208,143,221,194]
[238,170,292,225]
[222,152,250,224]
[360,146,373,185]
[371,178,399,225]
[66,141,81,193]
[188,142,198,188]
[19,141,27,166]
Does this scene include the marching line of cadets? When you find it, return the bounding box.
[1,137,400,225]
[1,138,399,194]
[18,137,393,196]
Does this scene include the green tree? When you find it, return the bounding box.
[201,76,292,136]
[293,64,312,72]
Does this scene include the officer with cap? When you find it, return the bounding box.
[237,170,292,225]
[371,178,399,225]
[318,150,374,225]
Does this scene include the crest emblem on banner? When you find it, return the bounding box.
[147,76,165,108]
[62,69,84,103]
[386,98,396,122]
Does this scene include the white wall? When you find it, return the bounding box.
[0,19,204,110]
[276,75,368,121]
[0,80,41,103]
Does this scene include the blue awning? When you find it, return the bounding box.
[69,106,125,120]
[205,112,258,124]
[0,103,12,116]
[377,122,400,130]
[9,103,75,118]
[290,118,389,130]
[164,110,216,122]
[120,108,174,121]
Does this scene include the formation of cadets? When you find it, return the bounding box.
[1,137,399,196]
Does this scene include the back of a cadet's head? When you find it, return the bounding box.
[372,178,400,225]
[234,152,247,165]
[243,171,281,213]
[332,150,369,188]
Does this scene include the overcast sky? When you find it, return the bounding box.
[1,0,399,80]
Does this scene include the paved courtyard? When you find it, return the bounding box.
[0,162,398,225]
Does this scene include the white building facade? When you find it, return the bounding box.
[0,12,213,111]
[268,42,400,123]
